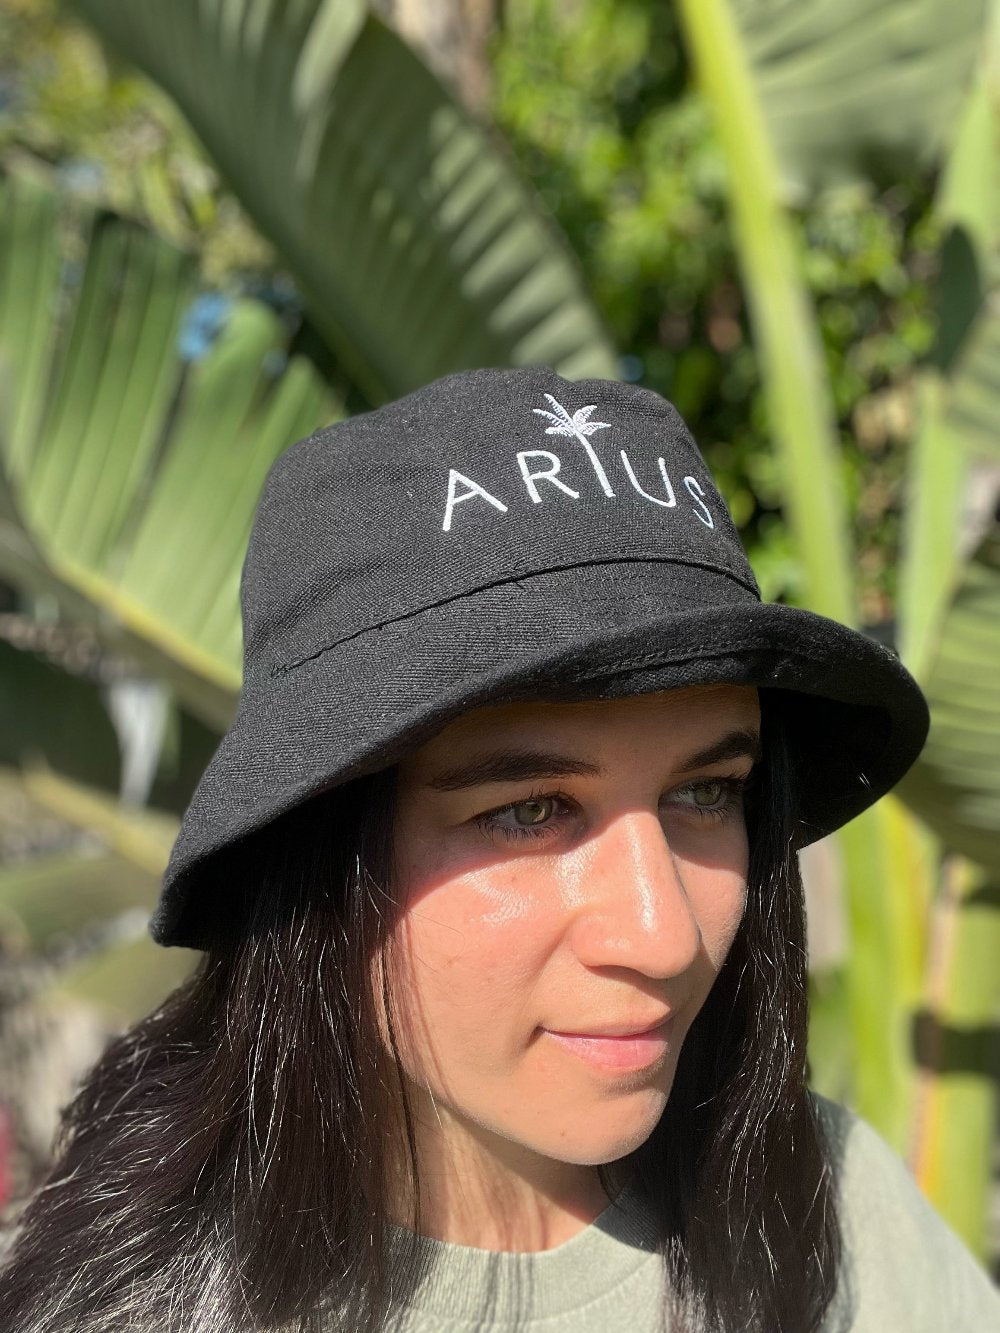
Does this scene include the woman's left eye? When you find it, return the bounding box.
[666,775,753,825]
[671,778,737,813]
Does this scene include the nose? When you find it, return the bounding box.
[567,808,703,980]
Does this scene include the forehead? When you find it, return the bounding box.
[400,685,761,773]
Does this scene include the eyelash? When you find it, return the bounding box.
[474,775,754,845]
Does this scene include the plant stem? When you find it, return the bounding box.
[674,0,855,624]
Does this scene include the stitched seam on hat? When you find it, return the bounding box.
[246,638,899,732]
[268,556,760,678]
[263,639,892,700]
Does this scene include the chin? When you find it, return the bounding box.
[531,1089,669,1167]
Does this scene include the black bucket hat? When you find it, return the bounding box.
[151,366,929,950]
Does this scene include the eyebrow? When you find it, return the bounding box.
[425,727,763,792]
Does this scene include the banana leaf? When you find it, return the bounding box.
[674,0,997,1162]
[0,757,192,1025]
[0,798,193,1024]
[944,275,1000,465]
[68,0,619,404]
[730,0,988,197]
[898,23,1000,867]
[0,161,337,731]
[675,0,855,623]
[900,528,1000,875]
[909,861,1000,1263]
[0,637,119,793]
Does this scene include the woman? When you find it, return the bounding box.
[1,367,997,1332]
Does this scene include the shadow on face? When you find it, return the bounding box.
[378,684,761,1174]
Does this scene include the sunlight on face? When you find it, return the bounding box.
[382,684,760,1174]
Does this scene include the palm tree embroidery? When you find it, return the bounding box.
[532,394,615,496]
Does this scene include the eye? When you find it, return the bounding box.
[474,774,754,846]
[475,792,569,843]
[512,797,554,825]
[679,779,728,807]
[668,776,749,822]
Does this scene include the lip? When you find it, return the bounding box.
[544,1017,675,1073]
[553,1014,673,1039]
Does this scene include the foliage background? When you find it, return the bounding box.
[1,0,939,613]
[0,0,996,1275]
[493,0,939,622]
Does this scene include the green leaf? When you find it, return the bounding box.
[933,14,1000,461]
[0,160,63,480]
[910,862,1000,1261]
[896,375,967,677]
[936,1,1000,259]
[0,161,337,730]
[0,829,194,1023]
[676,0,996,1159]
[68,0,619,402]
[898,13,1000,682]
[944,273,1000,462]
[0,638,119,793]
[676,0,856,625]
[730,0,989,197]
[0,839,156,949]
[20,759,178,878]
[899,527,1000,874]
[831,796,934,1145]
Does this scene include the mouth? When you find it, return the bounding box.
[551,1014,673,1039]
[543,1017,675,1073]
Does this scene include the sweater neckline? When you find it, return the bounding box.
[384,1183,661,1322]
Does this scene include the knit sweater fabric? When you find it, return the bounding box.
[381,1097,1000,1331]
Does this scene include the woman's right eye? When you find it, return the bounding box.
[475,793,569,843]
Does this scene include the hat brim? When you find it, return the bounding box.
[153,561,928,949]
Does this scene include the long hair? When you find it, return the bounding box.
[635,689,842,1330]
[0,691,840,1332]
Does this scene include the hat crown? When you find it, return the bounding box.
[154,365,929,949]
[239,367,759,688]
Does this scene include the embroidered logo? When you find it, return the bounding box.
[532,395,614,499]
[440,394,715,533]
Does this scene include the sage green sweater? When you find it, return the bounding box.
[382,1097,1000,1331]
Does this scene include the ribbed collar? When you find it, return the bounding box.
[384,1183,661,1323]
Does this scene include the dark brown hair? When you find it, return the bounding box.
[0,692,840,1331]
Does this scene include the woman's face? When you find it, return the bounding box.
[384,684,759,1173]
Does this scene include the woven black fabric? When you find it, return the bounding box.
[151,366,929,950]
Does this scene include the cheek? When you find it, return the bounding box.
[380,868,556,1074]
[703,877,748,969]
[678,836,749,971]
